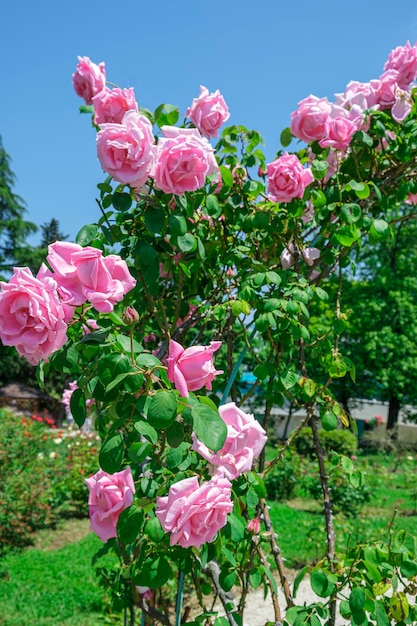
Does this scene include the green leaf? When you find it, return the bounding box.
[166,421,184,447]
[70,388,87,428]
[177,233,196,252]
[76,224,99,246]
[311,160,329,180]
[206,194,222,217]
[219,165,234,187]
[144,517,165,543]
[341,203,362,223]
[219,568,236,591]
[369,218,390,243]
[321,410,338,431]
[191,404,227,452]
[350,587,366,612]
[117,506,143,544]
[281,370,298,390]
[335,224,360,247]
[401,559,417,578]
[132,555,172,588]
[280,127,293,147]
[112,192,132,212]
[293,565,309,599]
[145,207,165,234]
[99,433,124,474]
[169,213,187,236]
[310,569,335,598]
[225,513,245,541]
[147,391,177,430]
[134,420,158,444]
[374,600,390,626]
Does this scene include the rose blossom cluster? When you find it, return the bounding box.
[290,41,417,156]
[156,401,266,548]
[73,57,222,195]
[0,242,136,365]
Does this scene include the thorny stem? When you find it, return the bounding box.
[254,537,283,626]
[310,415,336,626]
[203,561,239,626]
[259,498,294,609]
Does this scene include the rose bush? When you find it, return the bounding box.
[2,43,417,625]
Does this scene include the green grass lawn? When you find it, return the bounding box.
[0,519,116,626]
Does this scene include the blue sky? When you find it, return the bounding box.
[2,0,417,245]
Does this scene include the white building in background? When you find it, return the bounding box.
[268,399,417,443]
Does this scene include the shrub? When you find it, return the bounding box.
[264,450,301,501]
[293,427,358,458]
[301,466,371,517]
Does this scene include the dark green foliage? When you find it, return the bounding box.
[301,467,371,517]
[293,427,358,458]
[264,450,301,501]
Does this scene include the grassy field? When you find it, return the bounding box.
[0,451,415,624]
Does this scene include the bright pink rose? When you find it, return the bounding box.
[156,475,233,548]
[384,41,417,88]
[290,95,332,143]
[0,268,68,365]
[191,402,267,480]
[72,56,106,105]
[47,241,136,313]
[97,110,156,190]
[267,153,314,203]
[86,467,135,542]
[152,126,218,195]
[93,87,138,125]
[186,85,230,138]
[167,339,223,398]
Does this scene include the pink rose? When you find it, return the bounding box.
[405,192,417,205]
[167,339,223,398]
[72,56,106,105]
[152,126,218,195]
[384,41,417,88]
[334,81,378,112]
[280,244,320,270]
[391,86,413,123]
[319,114,358,151]
[186,85,230,138]
[86,467,135,542]
[191,402,267,480]
[267,153,314,203]
[47,241,136,312]
[0,268,68,365]
[156,475,233,548]
[97,111,156,190]
[61,381,78,410]
[371,70,400,109]
[93,87,138,125]
[247,517,260,534]
[290,95,332,143]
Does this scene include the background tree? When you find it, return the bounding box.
[0,135,37,278]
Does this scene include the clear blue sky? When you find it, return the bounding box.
[2,0,417,244]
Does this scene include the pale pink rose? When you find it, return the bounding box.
[93,87,138,125]
[47,241,136,313]
[156,475,233,548]
[334,80,378,112]
[391,86,413,122]
[86,468,135,542]
[247,517,260,534]
[280,244,320,270]
[301,202,315,224]
[191,402,267,480]
[72,56,106,105]
[82,319,100,334]
[267,153,314,203]
[186,85,230,138]
[0,268,68,365]
[384,41,417,88]
[290,95,332,143]
[61,381,78,410]
[97,111,156,190]
[167,339,223,398]
[319,114,358,151]
[405,192,417,205]
[152,126,219,195]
